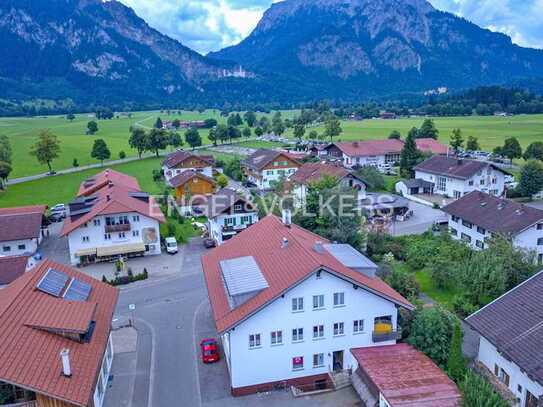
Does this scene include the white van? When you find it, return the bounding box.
[165,237,178,254]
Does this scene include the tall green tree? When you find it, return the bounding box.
[227,125,241,142]
[129,128,147,158]
[30,130,61,173]
[185,127,202,150]
[460,371,509,407]
[419,119,439,139]
[87,120,98,135]
[215,124,229,144]
[400,129,423,177]
[0,135,12,164]
[243,111,257,127]
[308,130,318,141]
[466,135,480,151]
[259,116,271,133]
[66,113,75,121]
[208,127,218,146]
[145,128,169,157]
[447,323,466,383]
[449,128,464,153]
[154,117,163,129]
[242,126,252,139]
[272,112,285,136]
[91,139,111,165]
[169,132,183,150]
[523,141,543,161]
[323,116,342,143]
[500,137,522,162]
[293,123,305,142]
[254,127,264,137]
[519,160,543,198]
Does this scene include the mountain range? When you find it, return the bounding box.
[1,0,543,108]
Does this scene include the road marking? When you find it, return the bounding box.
[192,299,208,407]
[135,317,157,407]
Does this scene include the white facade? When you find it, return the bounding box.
[477,336,543,407]
[93,334,114,407]
[67,212,161,265]
[0,237,41,257]
[248,167,298,190]
[208,211,259,245]
[415,165,506,199]
[221,270,399,390]
[447,214,543,259]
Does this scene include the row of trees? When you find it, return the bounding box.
[128,126,201,158]
[0,135,12,189]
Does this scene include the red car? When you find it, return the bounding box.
[200,338,220,363]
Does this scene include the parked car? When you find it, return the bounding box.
[49,212,65,222]
[203,238,216,249]
[200,338,220,363]
[165,237,178,254]
[50,203,66,213]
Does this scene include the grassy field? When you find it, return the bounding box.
[415,269,459,309]
[2,110,542,179]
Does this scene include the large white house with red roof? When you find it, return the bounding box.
[0,259,118,407]
[202,214,413,396]
[62,169,165,266]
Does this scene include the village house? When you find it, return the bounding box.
[442,191,543,261]
[414,155,508,199]
[162,150,215,185]
[201,188,259,245]
[0,259,118,407]
[465,270,543,407]
[0,205,48,258]
[202,213,414,396]
[241,149,301,190]
[61,169,165,266]
[325,138,448,169]
[287,162,368,206]
[170,170,217,207]
[0,256,31,288]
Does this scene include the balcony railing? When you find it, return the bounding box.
[4,402,37,407]
[222,223,253,233]
[105,223,131,233]
[372,328,402,343]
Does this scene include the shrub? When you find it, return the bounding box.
[216,174,228,188]
[72,158,79,167]
[460,371,509,407]
[447,322,467,383]
[105,269,149,286]
[407,306,456,368]
[119,150,126,159]
[152,169,163,182]
[385,266,420,300]
[452,295,478,318]
[355,166,385,191]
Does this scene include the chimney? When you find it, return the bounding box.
[281,237,289,249]
[282,209,292,227]
[313,241,324,253]
[60,349,72,377]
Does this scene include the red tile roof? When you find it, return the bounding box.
[0,256,29,285]
[62,171,165,236]
[0,205,46,242]
[351,344,462,406]
[77,169,140,197]
[329,138,448,157]
[416,138,449,155]
[202,215,413,334]
[0,259,118,406]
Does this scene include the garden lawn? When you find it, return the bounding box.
[415,269,460,309]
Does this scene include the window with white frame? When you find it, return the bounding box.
[292,356,304,371]
[292,328,303,342]
[313,353,324,368]
[312,295,324,309]
[270,330,283,345]
[132,230,139,237]
[353,319,364,333]
[133,215,140,222]
[292,297,304,312]
[249,333,261,348]
[333,322,344,336]
[333,292,345,307]
[437,176,446,191]
[313,325,324,339]
[104,233,111,240]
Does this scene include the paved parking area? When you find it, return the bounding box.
[390,200,447,236]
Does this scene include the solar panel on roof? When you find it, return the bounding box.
[36,268,69,297]
[63,278,92,301]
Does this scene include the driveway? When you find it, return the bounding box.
[390,200,447,236]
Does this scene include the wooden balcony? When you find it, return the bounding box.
[105,223,131,233]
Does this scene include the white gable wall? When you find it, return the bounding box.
[478,336,543,406]
[226,270,398,389]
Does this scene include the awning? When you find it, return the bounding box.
[75,248,97,257]
[96,243,146,257]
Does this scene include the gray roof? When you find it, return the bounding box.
[402,178,434,189]
[242,149,295,171]
[414,155,510,180]
[442,191,543,234]
[220,256,269,308]
[360,193,410,210]
[323,244,377,269]
[466,270,543,385]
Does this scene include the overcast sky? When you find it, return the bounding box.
[120,0,543,55]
